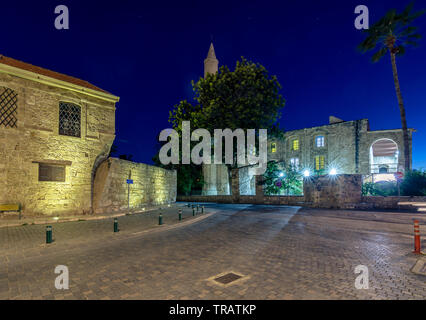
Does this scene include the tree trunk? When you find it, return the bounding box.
[390,52,410,172]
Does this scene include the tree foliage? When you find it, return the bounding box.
[357,2,424,61]
[260,161,303,196]
[169,57,285,137]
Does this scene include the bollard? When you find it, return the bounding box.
[159,214,163,225]
[197,205,200,212]
[114,218,119,232]
[414,220,421,254]
[178,209,182,221]
[46,226,52,244]
[192,207,195,216]
[202,206,204,214]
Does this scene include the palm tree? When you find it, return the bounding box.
[358,2,425,172]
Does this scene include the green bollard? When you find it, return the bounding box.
[46,226,52,244]
[159,214,163,225]
[178,209,182,221]
[114,218,119,232]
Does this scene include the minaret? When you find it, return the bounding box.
[204,43,219,78]
[201,43,230,196]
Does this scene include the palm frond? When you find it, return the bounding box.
[371,47,388,62]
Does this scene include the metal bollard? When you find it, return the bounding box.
[414,220,421,254]
[46,226,52,244]
[159,214,163,225]
[178,209,182,221]
[192,207,195,216]
[202,206,204,214]
[197,205,200,212]
[114,218,119,232]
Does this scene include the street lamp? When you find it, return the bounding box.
[303,170,310,177]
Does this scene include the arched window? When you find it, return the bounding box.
[370,139,398,174]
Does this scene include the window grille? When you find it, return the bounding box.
[59,102,81,137]
[0,87,18,128]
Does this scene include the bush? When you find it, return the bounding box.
[362,170,426,197]
[400,170,426,196]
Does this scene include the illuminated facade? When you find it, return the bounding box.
[0,54,119,216]
[268,116,414,178]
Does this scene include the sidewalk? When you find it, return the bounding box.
[0,202,215,252]
[0,202,203,228]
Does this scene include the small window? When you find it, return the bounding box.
[0,86,18,128]
[59,102,81,137]
[315,136,325,147]
[290,158,299,169]
[39,163,66,182]
[292,139,299,151]
[379,166,388,174]
[271,142,276,153]
[315,156,325,170]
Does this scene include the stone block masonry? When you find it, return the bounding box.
[93,158,177,214]
[0,71,116,216]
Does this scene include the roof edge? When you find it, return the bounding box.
[0,63,120,103]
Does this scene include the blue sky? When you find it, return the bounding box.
[1,0,425,167]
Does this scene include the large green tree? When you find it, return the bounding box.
[358,2,425,171]
[164,57,285,193]
[169,57,285,136]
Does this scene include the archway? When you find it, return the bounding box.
[370,139,398,174]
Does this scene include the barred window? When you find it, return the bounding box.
[0,87,18,128]
[59,102,81,137]
[38,163,66,182]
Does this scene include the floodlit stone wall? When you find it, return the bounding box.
[93,158,177,214]
[0,72,116,216]
[303,174,362,208]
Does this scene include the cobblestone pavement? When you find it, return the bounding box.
[0,203,425,300]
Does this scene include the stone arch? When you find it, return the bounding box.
[90,145,111,213]
[369,138,399,174]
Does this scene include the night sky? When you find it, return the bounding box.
[1,0,426,168]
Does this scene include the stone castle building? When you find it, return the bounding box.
[199,44,414,195]
[268,116,413,177]
[0,55,176,216]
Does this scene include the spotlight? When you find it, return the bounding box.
[329,168,337,175]
[303,170,310,177]
[279,172,284,177]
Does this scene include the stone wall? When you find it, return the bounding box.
[303,174,362,208]
[93,158,177,214]
[0,72,116,216]
[360,196,426,210]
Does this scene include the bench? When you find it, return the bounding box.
[0,204,22,220]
